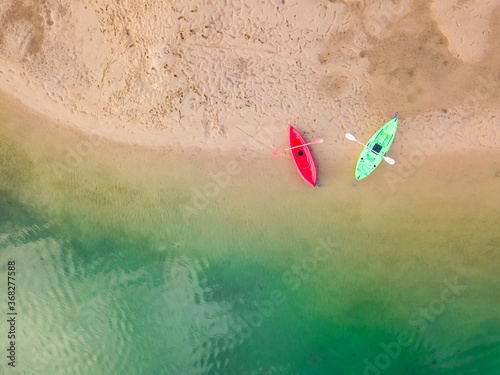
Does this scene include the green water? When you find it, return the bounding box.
[0,101,500,374]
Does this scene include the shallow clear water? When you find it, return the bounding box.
[0,98,499,374]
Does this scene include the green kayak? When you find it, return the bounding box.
[354,114,398,181]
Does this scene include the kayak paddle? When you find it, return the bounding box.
[345,133,395,165]
[272,139,323,155]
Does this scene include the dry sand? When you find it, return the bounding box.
[0,0,499,157]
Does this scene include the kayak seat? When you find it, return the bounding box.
[372,143,382,153]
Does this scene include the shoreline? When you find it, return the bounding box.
[1,88,499,199]
[0,85,498,161]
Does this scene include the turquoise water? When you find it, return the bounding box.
[1,102,500,374]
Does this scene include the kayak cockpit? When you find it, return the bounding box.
[372,143,382,153]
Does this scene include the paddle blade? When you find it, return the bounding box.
[272,149,284,155]
[345,133,356,141]
[385,157,396,165]
[311,138,324,144]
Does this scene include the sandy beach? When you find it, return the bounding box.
[0,0,499,156]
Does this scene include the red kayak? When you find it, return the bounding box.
[289,125,318,187]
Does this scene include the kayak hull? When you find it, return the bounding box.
[355,116,398,180]
[289,125,318,187]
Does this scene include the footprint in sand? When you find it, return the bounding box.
[431,0,500,62]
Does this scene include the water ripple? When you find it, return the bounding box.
[0,225,242,374]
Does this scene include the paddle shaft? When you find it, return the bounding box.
[351,138,390,161]
[284,141,316,152]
